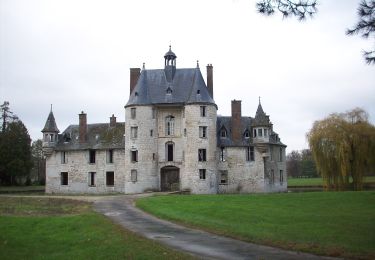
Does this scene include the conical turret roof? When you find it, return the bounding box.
[42,109,59,133]
[253,99,271,126]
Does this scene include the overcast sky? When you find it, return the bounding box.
[1,0,374,152]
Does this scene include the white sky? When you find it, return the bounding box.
[1,0,374,152]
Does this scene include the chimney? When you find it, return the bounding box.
[130,68,141,95]
[231,100,242,143]
[79,111,87,143]
[206,64,213,98]
[110,114,116,127]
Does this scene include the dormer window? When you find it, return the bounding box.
[244,130,250,139]
[220,128,227,138]
[166,87,172,94]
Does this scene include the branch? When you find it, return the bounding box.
[256,0,317,20]
[346,0,375,65]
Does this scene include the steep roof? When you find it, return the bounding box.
[217,116,252,147]
[252,102,272,126]
[125,68,216,107]
[54,122,125,151]
[42,111,59,133]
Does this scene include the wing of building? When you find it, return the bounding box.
[43,47,287,194]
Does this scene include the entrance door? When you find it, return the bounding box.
[160,166,179,191]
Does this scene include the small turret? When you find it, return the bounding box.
[252,98,272,155]
[41,105,59,156]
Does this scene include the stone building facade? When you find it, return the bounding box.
[43,47,287,194]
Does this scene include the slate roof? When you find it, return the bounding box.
[42,111,60,133]
[252,102,272,126]
[217,116,286,147]
[217,116,252,147]
[54,122,125,151]
[125,68,216,107]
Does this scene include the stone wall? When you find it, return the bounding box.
[45,149,125,194]
[182,104,217,194]
[124,105,158,193]
[217,146,265,193]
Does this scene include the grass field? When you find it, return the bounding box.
[137,191,375,259]
[0,197,192,260]
[287,176,375,187]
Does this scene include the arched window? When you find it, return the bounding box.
[165,116,175,136]
[244,130,250,139]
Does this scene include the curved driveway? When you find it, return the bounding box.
[94,194,338,260]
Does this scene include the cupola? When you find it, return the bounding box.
[164,45,177,82]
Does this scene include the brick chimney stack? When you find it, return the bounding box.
[231,100,242,143]
[110,114,116,127]
[206,64,213,98]
[79,111,87,143]
[130,68,141,95]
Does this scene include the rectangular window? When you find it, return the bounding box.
[131,169,137,182]
[106,171,114,186]
[131,108,136,119]
[199,169,206,180]
[220,147,225,162]
[88,172,96,186]
[264,128,268,137]
[61,151,67,164]
[184,128,187,137]
[152,153,156,161]
[199,126,207,138]
[270,169,275,185]
[167,143,174,161]
[131,126,138,138]
[253,129,257,137]
[61,172,68,185]
[89,150,96,164]
[279,147,283,162]
[200,106,206,117]
[258,128,263,137]
[150,129,153,137]
[270,146,274,161]
[246,146,255,161]
[131,150,138,162]
[198,149,207,161]
[152,108,156,119]
[107,149,114,164]
[220,170,228,184]
[280,170,284,185]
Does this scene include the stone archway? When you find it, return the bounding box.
[160,166,180,191]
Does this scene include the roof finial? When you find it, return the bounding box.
[259,96,261,105]
[142,62,145,70]
[50,104,53,112]
[196,60,199,68]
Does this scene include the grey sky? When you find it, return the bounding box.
[1,0,374,152]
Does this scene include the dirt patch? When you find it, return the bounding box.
[0,197,92,216]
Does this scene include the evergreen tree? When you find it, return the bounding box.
[0,118,32,185]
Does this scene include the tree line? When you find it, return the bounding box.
[0,102,45,185]
[286,149,318,178]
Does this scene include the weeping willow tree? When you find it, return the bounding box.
[307,108,375,191]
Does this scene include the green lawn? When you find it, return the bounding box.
[0,197,192,260]
[287,176,375,187]
[137,192,375,259]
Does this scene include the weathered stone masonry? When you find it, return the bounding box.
[43,47,287,194]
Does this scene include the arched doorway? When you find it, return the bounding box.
[160,166,180,191]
